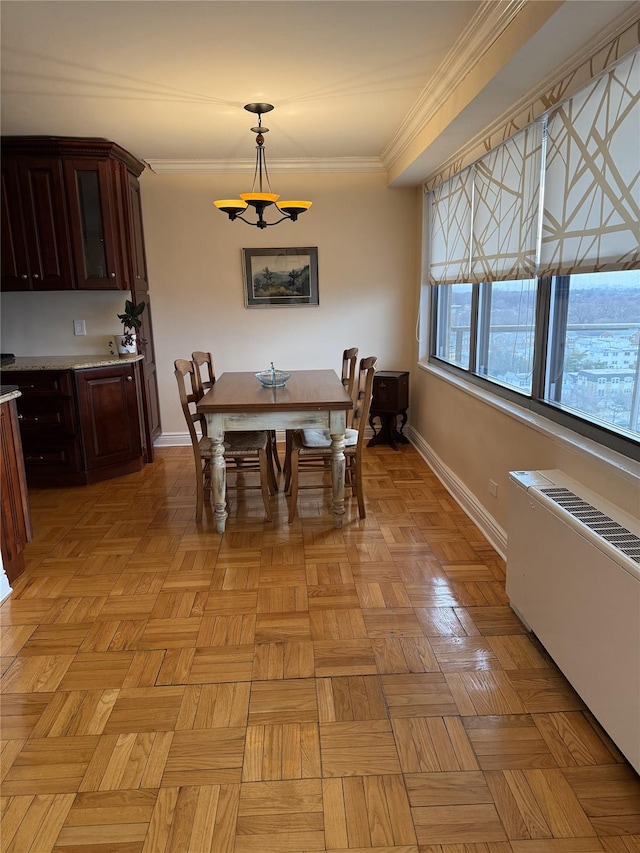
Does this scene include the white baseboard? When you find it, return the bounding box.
[154,432,191,447]
[406,426,507,560]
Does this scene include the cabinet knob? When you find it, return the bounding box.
[126,376,133,382]
[17,413,23,420]
[33,273,40,280]
[21,274,28,280]
[109,272,116,278]
[136,275,141,279]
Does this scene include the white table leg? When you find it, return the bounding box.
[329,411,346,528]
[207,414,227,534]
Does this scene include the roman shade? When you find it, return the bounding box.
[428,167,473,285]
[428,48,639,285]
[470,122,542,283]
[539,49,640,276]
[429,124,542,285]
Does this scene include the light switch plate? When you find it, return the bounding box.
[73,319,86,336]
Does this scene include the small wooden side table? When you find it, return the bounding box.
[367,371,409,450]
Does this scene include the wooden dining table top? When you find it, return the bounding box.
[197,369,353,414]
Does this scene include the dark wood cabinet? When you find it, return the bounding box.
[368,371,410,450]
[124,168,160,453]
[0,137,144,293]
[64,157,128,290]
[0,396,33,583]
[7,363,145,487]
[76,365,141,471]
[125,170,149,291]
[15,370,82,477]
[1,157,74,290]
[1,136,162,449]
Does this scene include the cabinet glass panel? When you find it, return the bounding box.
[76,171,107,279]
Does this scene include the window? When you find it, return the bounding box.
[433,283,473,369]
[429,269,640,453]
[477,279,538,394]
[425,50,639,458]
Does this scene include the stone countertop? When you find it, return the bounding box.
[0,385,20,405]
[0,355,144,372]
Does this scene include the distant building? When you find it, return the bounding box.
[576,369,635,398]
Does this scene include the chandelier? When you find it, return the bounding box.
[214,103,312,229]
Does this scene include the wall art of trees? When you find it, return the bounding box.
[252,263,311,299]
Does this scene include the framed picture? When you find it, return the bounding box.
[242,247,319,307]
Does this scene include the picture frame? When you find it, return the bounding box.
[242,247,319,308]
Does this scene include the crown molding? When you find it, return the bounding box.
[381,0,528,169]
[422,6,640,188]
[144,156,385,175]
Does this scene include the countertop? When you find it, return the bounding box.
[0,384,20,405]
[0,354,144,372]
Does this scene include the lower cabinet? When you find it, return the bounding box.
[0,397,33,583]
[11,363,145,487]
[75,366,142,472]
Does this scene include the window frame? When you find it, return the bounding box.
[428,277,640,461]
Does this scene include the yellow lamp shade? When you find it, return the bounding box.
[214,199,248,211]
[278,200,312,211]
[240,192,279,204]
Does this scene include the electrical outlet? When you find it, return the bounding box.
[73,319,86,336]
[489,479,499,498]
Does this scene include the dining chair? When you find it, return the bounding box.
[285,355,377,523]
[192,350,282,476]
[341,347,359,424]
[283,346,359,478]
[174,358,276,522]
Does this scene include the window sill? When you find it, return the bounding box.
[418,359,640,485]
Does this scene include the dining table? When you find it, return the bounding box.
[196,369,353,533]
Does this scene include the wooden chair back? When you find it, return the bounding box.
[351,356,377,448]
[341,347,359,427]
[174,358,205,447]
[341,347,358,399]
[192,351,215,397]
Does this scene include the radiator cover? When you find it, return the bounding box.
[507,469,640,773]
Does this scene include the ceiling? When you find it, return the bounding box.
[1,1,637,185]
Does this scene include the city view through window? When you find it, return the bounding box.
[434,270,640,443]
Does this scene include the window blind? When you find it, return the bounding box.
[428,167,473,285]
[471,122,542,283]
[539,49,640,276]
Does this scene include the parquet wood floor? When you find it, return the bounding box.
[1,444,639,852]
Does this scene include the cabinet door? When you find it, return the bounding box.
[75,364,142,470]
[126,172,148,290]
[64,159,127,290]
[11,370,82,478]
[1,161,31,290]
[18,157,75,290]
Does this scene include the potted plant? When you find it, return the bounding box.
[115,299,146,355]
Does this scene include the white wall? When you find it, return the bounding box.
[410,367,640,538]
[140,169,419,434]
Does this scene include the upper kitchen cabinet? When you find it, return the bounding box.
[1,137,146,292]
[125,169,149,291]
[1,156,74,291]
[64,157,128,290]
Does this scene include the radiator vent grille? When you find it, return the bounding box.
[540,487,640,564]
